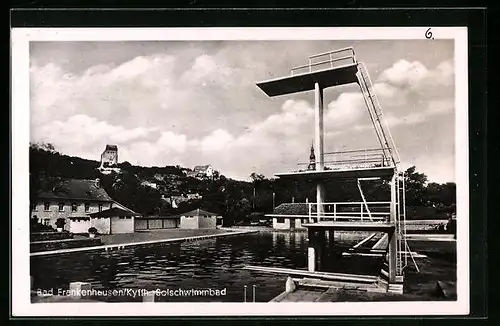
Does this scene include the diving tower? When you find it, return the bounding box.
[256,47,411,293]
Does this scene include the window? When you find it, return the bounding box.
[58,203,65,212]
[71,203,78,212]
[85,203,90,212]
[43,219,50,226]
[44,202,50,211]
[98,204,103,212]
[126,217,132,219]
[119,216,125,219]
[277,218,285,224]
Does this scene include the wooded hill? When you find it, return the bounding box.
[29,143,456,225]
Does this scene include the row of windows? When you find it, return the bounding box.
[118,216,133,220]
[33,202,109,212]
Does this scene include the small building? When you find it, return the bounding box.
[153,173,166,181]
[31,178,115,231]
[134,215,180,231]
[180,209,223,229]
[187,165,215,179]
[170,194,191,208]
[185,171,199,178]
[86,207,139,234]
[266,203,310,231]
[140,180,158,189]
[186,193,202,200]
[194,165,214,177]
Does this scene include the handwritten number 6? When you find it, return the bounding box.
[425,28,434,40]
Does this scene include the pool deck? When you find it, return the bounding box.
[30,228,258,257]
[271,282,430,302]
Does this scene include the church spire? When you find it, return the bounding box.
[308,141,316,171]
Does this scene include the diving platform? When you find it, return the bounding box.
[255,46,410,292]
[257,63,358,97]
[275,166,395,181]
[256,47,358,97]
[302,221,395,232]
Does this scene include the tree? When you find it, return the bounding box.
[404,166,428,206]
[250,172,265,182]
[250,172,266,210]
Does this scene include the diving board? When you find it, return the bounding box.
[256,63,359,97]
[274,166,396,181]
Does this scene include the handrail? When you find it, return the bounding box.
[309,212,390,216]
[307,201,391,223]
[308,47,355,59]
[323,147,392,155]
[297,159,386,167]
[306,201,391,205]
[315,215,387,220]
[291,55,355,72]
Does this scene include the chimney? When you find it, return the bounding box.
[95,178,101,188]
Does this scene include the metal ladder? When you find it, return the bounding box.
[396,172,420,274]
[356,63,401,168]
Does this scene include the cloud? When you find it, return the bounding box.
[325,92,365,128]
[377,59,454,96]
[350,60,455,131]
[379,60,430,88]
[200,129,234,152]
[30,45,455,182]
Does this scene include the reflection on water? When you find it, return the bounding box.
[31,232,386,302]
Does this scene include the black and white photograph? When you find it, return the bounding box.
[12,27,469,316]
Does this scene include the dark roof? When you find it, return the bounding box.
[181,208,218,217]
[68,216,90,220]
[37,179,113,202]
[88,207,139,217]
[273,203,315,215]
[105,145,118,151]
[137,215,180,220]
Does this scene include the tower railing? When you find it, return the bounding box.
[290,47,357,76]
[307,201,391,223]
[297,148,393,172]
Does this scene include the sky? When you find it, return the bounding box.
[30,39,455,183]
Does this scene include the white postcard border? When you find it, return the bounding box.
[11,26,469,317]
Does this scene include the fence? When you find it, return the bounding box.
[307,201,391,223]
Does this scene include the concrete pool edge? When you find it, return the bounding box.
[30,229,259,257]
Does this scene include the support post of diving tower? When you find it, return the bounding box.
[314,82,325,220]
[307,229,316,272]
[388,172,398,283]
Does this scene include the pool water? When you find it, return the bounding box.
[30,232,456,302]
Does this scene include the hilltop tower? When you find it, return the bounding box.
[100,145,118,169]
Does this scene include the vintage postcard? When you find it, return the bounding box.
[11,27,469,316]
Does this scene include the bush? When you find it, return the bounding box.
[30,216,55,233]
[55,218,66,228]
[88,227,98,234]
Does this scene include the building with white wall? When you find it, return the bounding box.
[31,178,114,231]
[266,203,309,231]
[31,178,139,234]
[179,208,222,229]
[87,207,138,234]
